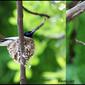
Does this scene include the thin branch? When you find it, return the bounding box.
[66,1,85,22]
[75,39,85,46]
[23,6,50,18]
[17,1,27,84]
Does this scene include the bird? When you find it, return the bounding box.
[0,18,46,65]
[0,18,46,46]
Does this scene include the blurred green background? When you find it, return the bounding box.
[0,1,66,84]
[67,1,85,84]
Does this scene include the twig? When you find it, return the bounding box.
[66,1,85,22]
[23,6,50,18]
[75,39,85,46]
[17,1,27,84]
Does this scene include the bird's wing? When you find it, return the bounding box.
[0,37,18,46]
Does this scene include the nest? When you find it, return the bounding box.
[7,37,35,65]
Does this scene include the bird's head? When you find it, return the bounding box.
[24,18,46,38]
[24,31,33,38]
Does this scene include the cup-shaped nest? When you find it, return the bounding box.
[7,37,35,65]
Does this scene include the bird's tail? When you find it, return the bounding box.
[0,37,18,46]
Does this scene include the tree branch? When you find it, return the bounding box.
[66,1,85,22]
[17,1,27,84]
[23,6,50,18]
[75,39,85,46]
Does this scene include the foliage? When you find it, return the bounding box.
[0,1,65,84]
[67,1,85,84]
